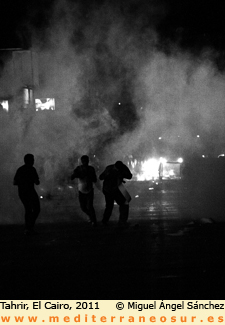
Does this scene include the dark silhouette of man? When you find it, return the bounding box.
[71,155,97,226]
[13,154,40,234]
[99,160,132,225]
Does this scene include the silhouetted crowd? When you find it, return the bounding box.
[14,154,133,235]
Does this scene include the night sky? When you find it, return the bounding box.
[1,0,225,52]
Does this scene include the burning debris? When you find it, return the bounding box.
[128,157,183,181]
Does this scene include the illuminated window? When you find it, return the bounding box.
[35,98,55,111]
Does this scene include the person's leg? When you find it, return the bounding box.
[114,189,129,223]
[78,191,90,217]
[119,203,129,223]
[31,191,40,229]
[86,190,97,224]
[19,194,33,231]
[102,191,114,224]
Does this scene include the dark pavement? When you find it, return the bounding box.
[1,179,225,299]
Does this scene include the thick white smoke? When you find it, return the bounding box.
[111,50,225,160]
[1,0,225,223]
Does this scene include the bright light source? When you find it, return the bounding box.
[159,157,167,164]
[197,135,200,138]
[158,137,162,140]
[0,100,9,112]
[130,156,181,181]
[177,157,183,163]
[118,102,121,105]
[35,98,55,111]
[202,155,205,158]
[136,158,159,181]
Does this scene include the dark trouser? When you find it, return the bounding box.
[78,190,96,223]
[19,190,40,230]
[102,188,129,223]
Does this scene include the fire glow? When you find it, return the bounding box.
[130,158,162,181]
[137,158,160,181]
[130,157,182,181]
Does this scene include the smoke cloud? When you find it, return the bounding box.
[112,50,225,160]
[1,0,225,223]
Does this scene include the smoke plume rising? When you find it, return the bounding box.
[1,0,225,222]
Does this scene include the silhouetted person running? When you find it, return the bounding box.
[71,155,97,226]
[13,154,40,235]
[99,161,132,225]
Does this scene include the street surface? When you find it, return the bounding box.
[1,179,225,299]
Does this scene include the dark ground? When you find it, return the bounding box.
[1,179,225,299]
